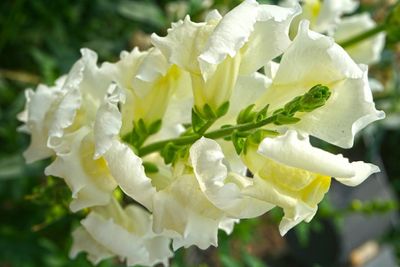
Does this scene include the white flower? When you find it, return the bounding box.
[285,0,358,35]
[334,13,386,65]
[47,48,112,147]
[70,198,172,267]
[242,130,379,235]
[189,137,274,219]
[103,47,191,137]
[256,21,384,148]
[45,127,117,212]
[152,0,300,112]
[18,77,65,163]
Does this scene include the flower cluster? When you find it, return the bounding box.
[19,0,385,266]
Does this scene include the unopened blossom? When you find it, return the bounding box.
[152,0,300,113]
[256,21,384,148]
[242,130,379,235]
[70,198,172,266]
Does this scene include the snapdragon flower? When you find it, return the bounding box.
[70,198,172,266]
[152,0,300,114]
[284,0,385,65]
[256,21,384,148]
[242,130,379,235]
[18,0,388,265]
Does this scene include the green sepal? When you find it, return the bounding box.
[248,129,279,144]
[203,104,217,119]
[148,119,162,135]
[161,142,178,165]
[274,114,301,125]
[216,101,230,118]
[142,161,159,173]
[231,131,245,155]
[237,104,256,124]
[160,142,188,165]
[137,119,148,136]
[192,108,207,133]
[256,104,269,122]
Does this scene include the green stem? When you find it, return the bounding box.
[138,115,277,157]
[339,23,387,48]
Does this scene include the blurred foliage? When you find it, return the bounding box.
[0,0,400,266]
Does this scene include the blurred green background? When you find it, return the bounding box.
[1,0,399,267]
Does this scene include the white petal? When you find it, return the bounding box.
[315,0,359,34]
[151,16,210,74]
[335,161,380,187]
[93,87,123,159]
[219,218,239,235]
[295,65,385,148]
[81,200,172,266]
[152,174,224,250]
[190,138,274,218]
[257,21,384,147]
[334,13,385,65]
[70,227,113,265]
[104,140,156,211]
[258,130,375,179]
[243,175,318,236]
[238,3,301,75]
[22,84,63,163]
[45,128,116,212]
[199,1,300,77]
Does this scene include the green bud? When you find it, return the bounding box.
[299,84,331,112]
[237,104,256,124]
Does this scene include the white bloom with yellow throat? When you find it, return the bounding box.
[256,21,384,149]
[242,130,380,235]
[152,0,300,114]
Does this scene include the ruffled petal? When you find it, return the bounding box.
[93,86,123,158]
[257,21,384,147]
[70,227,113,264]
[77,199,172,266]
[22,83,63,163]
[45,128,116,212]
[190,138,274,218]
[152,174,224,250]
[104,140,156,211]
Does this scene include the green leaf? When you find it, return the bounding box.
[216,101,230,118]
